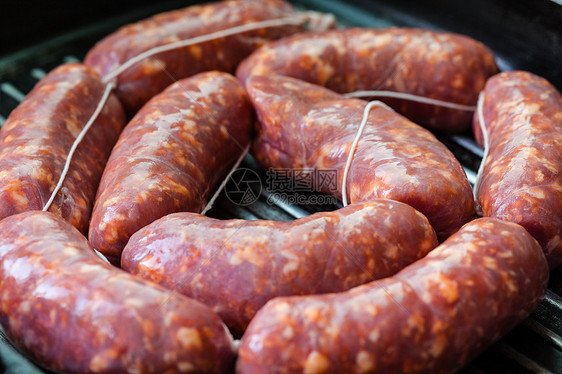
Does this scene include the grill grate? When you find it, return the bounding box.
[0,0,561,373]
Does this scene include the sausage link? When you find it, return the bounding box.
[246,74,474,241]
[85,0,305,116]
[88,71,253,265]
[0,63,125,235]
[0,211,235,373]
[474,70,562,269]
[237,27,498,132]
[121,200,438,337]
[236,218,549,374]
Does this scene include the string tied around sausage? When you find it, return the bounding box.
[473,91,488,205]
[42,81,115,213]
[200,143,251,216]
[341,100,394,206]
[341,92,480,207]
[344,90,477,112]
[44,12,334,212]
[101,12,333,85]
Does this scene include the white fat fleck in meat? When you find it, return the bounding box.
[141,58,166,75]
[548,236,561,252]
[176,327,203,351]
[304,351,330,374]
[185,79,224,101]
[356,351,376,373]
[247,334,264,353]
[282,326,294,339]
[178,362,195,372]
[33,282,71,301]
[368,329,380,342]
[280,247,300,264]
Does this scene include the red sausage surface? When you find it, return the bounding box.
[121,200,438,337]
[246,74,474,241]
[89,71,253,265]
[0,63,125,235]
[237,218,549,374]
[0,211,235,374]
[85,0,306,116]
[237,27,498,132]
[474,70,562,269]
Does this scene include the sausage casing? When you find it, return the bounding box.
[0,63,125,235]
[237,27,498,132]
[0,211,235,373]
[246,74,474,241]
[237,218,548,374]
[89,71,253,264]
[121,200,438,337]
[85,0,305,116]
[474,70,562,269]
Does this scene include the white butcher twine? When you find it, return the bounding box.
[341,93,478,207]
[341,101,394,207]
[44,13,331,211]
[344,90,477,112]
[43,82,115,212]
[473,91,489,201]
[101,14,318,85]
[200,144,251,216]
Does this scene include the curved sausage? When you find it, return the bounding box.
[0,211,235,373]
[236,27,498,132]
[0,63,125,235]
[236,217,549,374]
[474,70,562,269]
[121,200,438,337]
[89,71,253,265]
[84,0,308,116]
[246,74,474,241]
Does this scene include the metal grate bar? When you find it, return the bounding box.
[545,290,562,311]
[451,134,485,158]
[0,83,26,102]
[495,341,554,373]
[523,319,562,351]
[63,56,81,63]
[30,68,46,80]
[463,166,477,185]
[0,1,561,370]
[260,189,309,219]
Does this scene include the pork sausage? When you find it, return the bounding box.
[0,211,235,373]
[474,70,562,269]
[121,200,438,337]
[246,74,475,241]
[88,71,253,265]
[237,217,549,374]
[237,27,498,132]
[85,0,308,116]
[0,63,125,235]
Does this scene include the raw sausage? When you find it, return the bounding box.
[89,71,253,265]
[236,27,498,132]
[474,70,562,269]
[0,211,235,373]
[85,0,310,116]
[236,217,549,374]
[0,63,125,235]
[246,74,474,241]
[121,200,438,337]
